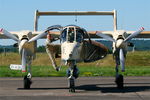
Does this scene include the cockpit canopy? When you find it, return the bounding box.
[61,26,84,43]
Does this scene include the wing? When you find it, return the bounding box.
[1,30,150,39]
[32,31,60,39]
[0,25,62,40]
[0,30,60,39]
[0,30,19,40]
[28,25,62,42]
[125,31,150,38]
[83,31,113,38]
[89,31,150,39]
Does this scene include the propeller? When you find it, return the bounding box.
[96,32,115,42]
[28,32,47,42]
[28,25,62,42]
[0,28,31,72]
[119,49,125,72]
[0,28,19,42]
[21,49,26,72]
[96,27,144,43]
[124,27,144,42]
[96,27,144,72]
[19,39,28,53]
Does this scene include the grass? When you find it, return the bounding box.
[1,65,150,77]
[1,51,150,77]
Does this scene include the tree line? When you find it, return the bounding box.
[0,45,46,53]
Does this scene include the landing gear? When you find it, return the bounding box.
[115,74,124,89]
[68,76,75,92]
[114,49,126,89]
[115,59,124,89]
[67,65,79,79]
[24,74,32,89]
[23,57,32,89]
[67,61,79,92]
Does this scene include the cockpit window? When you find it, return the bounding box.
[61,28,67,42]
[76,28,84,43]
[61,27,84,43]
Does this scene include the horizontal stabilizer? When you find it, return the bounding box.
[10,64,22,70]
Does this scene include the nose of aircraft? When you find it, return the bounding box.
[61,42,80,61]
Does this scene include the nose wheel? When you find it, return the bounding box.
[68,77,75,92]
[67,62,79,92]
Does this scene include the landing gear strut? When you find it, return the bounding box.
[23,57,32,89]
[68,76,75,92]
[115,63,124,89]
[67,61,79,92]
[24,74,32,89]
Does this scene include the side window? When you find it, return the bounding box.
[76,29,83,43]
[61,28,67,42]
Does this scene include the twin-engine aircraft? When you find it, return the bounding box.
[0,25,144,92]
[0,9,146,92]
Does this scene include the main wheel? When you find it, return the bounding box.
[24,75,32,89]
[115,74,124,89]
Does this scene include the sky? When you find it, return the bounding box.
[0,0,150,45]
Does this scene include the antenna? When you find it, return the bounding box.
[75,10,77,23]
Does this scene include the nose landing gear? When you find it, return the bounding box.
[68,76,75,92]
[67,61,79,92]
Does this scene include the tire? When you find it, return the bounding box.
[24,75,31,89]
[115,74,124,89]
[68,78,75,92]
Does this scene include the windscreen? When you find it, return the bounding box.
[61,28,67,42]
[61,27,84,43]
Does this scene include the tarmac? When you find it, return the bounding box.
[0,77,150,100]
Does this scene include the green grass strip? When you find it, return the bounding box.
[1,65,150,77]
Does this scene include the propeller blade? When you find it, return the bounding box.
[46,25,62,31]
[21,49,26,72]
[124,27,144,42]
[28,25,62,42]
[0,28,19,42]
[119,49,125,72]
[19,39,28,53]
[20,39,28,48]
[28,32,47,42]
[96,32,115,42]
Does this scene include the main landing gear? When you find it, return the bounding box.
[67,62,79,92]
[24,73,32,89]
[23,57,32,89]
[115,74,124,89]
[115,63,124,89]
